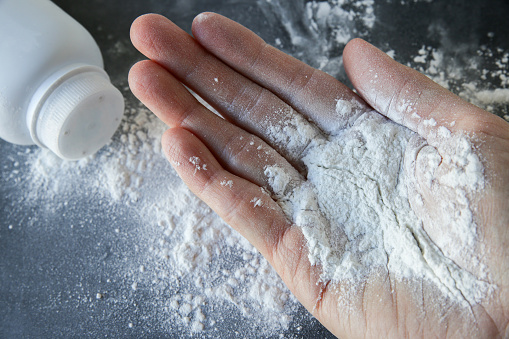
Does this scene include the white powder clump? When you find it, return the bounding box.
[189,156,207,173]
[418,134,486,267]
[250,197,264,207]
[438,125,451,138]
[475,88,509,104]
[335,99,353,118]
[264,109,492,306]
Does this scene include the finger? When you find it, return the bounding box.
[343,38,509,142]
[130,13,324,167]
[128,59,302,189]
[162,127,330,318]
[192,12,370,134]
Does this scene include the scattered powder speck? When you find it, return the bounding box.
[406,40,509,118]
[189,156,208,173]
[220,179,234,188]
[251,197,264,207]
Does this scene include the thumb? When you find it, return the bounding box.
[343,38,508,143]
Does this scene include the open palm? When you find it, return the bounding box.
[129,13,509,338]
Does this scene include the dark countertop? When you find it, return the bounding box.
[1,0,508,338]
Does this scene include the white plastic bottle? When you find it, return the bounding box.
[0,0,124,160]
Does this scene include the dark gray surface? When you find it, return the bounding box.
[1,0,508,338]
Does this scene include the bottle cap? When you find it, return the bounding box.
[35,68,124,160]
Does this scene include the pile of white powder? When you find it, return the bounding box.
[264,105,491,306]
[15,0,509,336]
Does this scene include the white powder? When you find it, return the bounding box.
[189,156,207,173]
[406,40,509,118]
[423,117,437,127]
[265,106,324,162]
[264,108,492,306]
[220,179,234,188]
[475,88,509,104]
[306,1,375,45]
[250,197,264,207]
[264,0,375,77]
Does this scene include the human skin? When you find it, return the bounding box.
[128,12,509,338]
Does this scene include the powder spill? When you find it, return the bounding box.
[23,98,298,336]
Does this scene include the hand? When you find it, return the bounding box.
[128,13,509,338]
